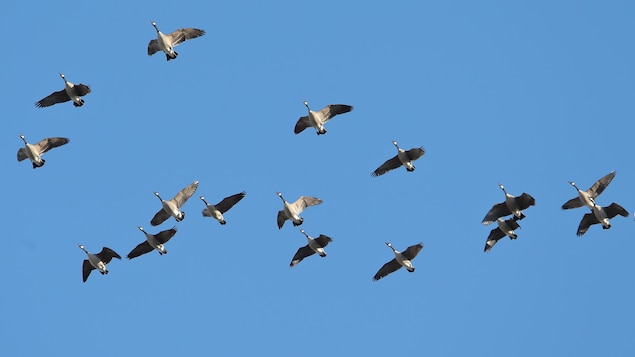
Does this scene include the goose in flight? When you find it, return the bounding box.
[290,229,333,267]
[148,20,205,61]
[17,134,69,169]
[35,73,91,108]
[276,192,322,229]
[484,217,521,252]
[373,242,423,281]
[576,202,628,236]
[371,141,425,177]
[127,226,178,258]
[151,180,199,226]
[294,100,353,135]
[200,192,246,225]
[562,171,616,210]
[78,244,121,282]
[482,184,535,225]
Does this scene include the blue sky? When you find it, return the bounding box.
[2,1,635,355]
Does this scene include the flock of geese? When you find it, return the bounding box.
[18,20,631,284]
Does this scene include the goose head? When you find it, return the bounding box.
[150,20,159,32]
[498,183,510,196]
[199,196,208,205]
[300,228,310,239]
[59,73,68,83]
[153,192,163,201]
[138,226,146,234]
[77,244,88,253]
[568,181,581,192]
[392,140,399,148]
[302,100,309,108]
[276,192,285,202]
[19,134,26,143]
[385,242,397,252]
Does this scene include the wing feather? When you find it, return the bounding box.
[482,202,511,225]
[174,181,199,207]
[290,245,315,267]
[35,89,71,108]
[371,155,402,177]
[373,259,402,281]
[215,192,246,213]
[127,241,155,259]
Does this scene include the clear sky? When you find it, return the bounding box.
[2,1,635,356]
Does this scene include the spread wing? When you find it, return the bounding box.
[148,39,161,55]
[514,193,536,210]
[73,84,91,96]
[485,227,507,252]
[294,196,323,213]
[371,155,402,177]
[169,28,205,47]
[277,210,287,229]
[588,171,616,198]
[294,116,311,134]
[373,259,401,281]
[406,147,425,161]
[605,203,629,218]
[127,241,154,259]
[17,148,28,162]
[576,213,599,237]
[96,247,121,263]
[35,89,71,108]
[215,192,246,213]
[290,245,315,267]
[315,235,333,248]
[401,243,423,260]
[320,104,353,122]
[482,202,511,225]
[35,137,70,155]
[150,208,170,226]
[562,197,583,210]
[173,181,199,207]
[82,260,95,282]
[155,227,177,244]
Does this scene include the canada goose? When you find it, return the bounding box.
[151,180,199,226]
[78,244,121,282]
[276,192,323,229]
[562,171,616,210]
[200,191,246,225]
[294,100,353,135]
[17,134,69,169]
[127,226,178,258]
[482,184,535,225]
[373,242,423,281]
[290,229,333,267]
[371,141,425,177]
[484,217,521,252]
[35,73,91,108]
[148,21,205,61]
[576,202,628,236]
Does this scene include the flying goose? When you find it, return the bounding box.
[294,100,353,135]
[482,184,535,225]
[17,134,69,169]
[151,180,199,226]
[35,73,91,108]
[371,141,425,177]
[562,171,616,210]
[127,226,178,258]
[148,21,205,61]
[576,202,628,236]
[276,192,323,229]
[200,191,246,225]
[290,229,333,267]
[484,217,521,252]
[373,242,423,281]
[78,244,121,282]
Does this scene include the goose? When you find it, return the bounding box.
[151,180,199,226]
[276,192,323,229]
[373,242,423,281]
[481,184,535,225]
[484,217,521,252]
[371,141,425,177]
[200,191,246,225]
[35,73,91,108]
[290,229,333,267]
[294,100,353,135]
[17,134,69,169]
[127,226,178,259]
[562,170,616,210]
[148,21,205,61]
[78,244,121,282]
[576,202,628,236]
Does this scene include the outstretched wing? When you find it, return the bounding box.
[150,208,170,226]
[173,181,199,207]
[482,202,511,225]
[406,147,425,161]
[290,245,315,267]
[315,235,333,248]
[514,193,535,211]
[371,155,402,177]
[215,192,246,213]
[373,259,401,281]
[485,227,507,252]
[155,227,178,244]
[169,28,205,47]
[401,243,423,260]
[35,89,70,108]
[148,39,161,56]
[73,84,91,96]
[320,104,353,122]
[576,213,599,237]
[562,197,583,210]
[35,137,70,156]
[605,203,629,218]
[82,260,95,282]
[294,116,311,134]
[96,247,121,263]
[277,210,287,229]
[588,170,616,198]
[127,241,155,259]
[294,196,323,213]
[17,148,28,162]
